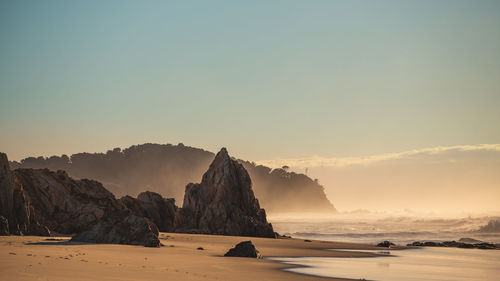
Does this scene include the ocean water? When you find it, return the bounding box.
[268,214,500,281]
[270,248,500,281]
[269,214,500,244]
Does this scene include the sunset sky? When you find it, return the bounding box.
[1,1,499,212]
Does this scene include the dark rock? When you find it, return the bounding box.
[407,240,499,250]
[474,242,497,250]
[224,241,261,258]
[197,247,204,250]
[13,169,117,234]
[0,153,15,232]
[1,152,161,246]
[71,213,160,247]
[175,148,275,238]
[407,241,423,247]
[0,216,9,235]
[0,153,50,236]
[423,241,444,247]
[120,191,177,232]
[377,241,395,248]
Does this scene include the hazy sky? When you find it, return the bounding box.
[260,144,500,213]
[1,0,500,162]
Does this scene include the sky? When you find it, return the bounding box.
[1,1,499,212]
[260,144,500,214]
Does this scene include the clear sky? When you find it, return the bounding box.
[1,0,500,162]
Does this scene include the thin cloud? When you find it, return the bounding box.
[257,144,500,168]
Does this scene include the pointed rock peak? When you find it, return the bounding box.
[215,147,230,161]
[202,147,240,186]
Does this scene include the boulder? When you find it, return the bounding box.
[174,148,275,238]
[120,191,177,232]
[377,241,395,248]
[71,212,160,247]
[224,241,261,258]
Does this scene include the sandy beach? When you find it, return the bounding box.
[0,233,383,281]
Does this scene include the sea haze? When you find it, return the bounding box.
[269,213,500,245]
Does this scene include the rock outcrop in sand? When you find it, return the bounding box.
[71,211,160,247]
[224,241,261,258]
[120,191,177,232]
[175,148,276,238]
[0,152,160,246]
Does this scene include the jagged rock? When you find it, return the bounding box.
[407,240,499,250]
[120,191,177,232]
[475,242,497,249]
[377,241,395,248]
[1,152,161,246]
[13,169,118,234]
[0,216,9,235]
[13,169,161,247]
[0,153,15,232]
[71,213,160,247]
[224,241,261,258]
[0,153,50,236]
[175,148,275,238]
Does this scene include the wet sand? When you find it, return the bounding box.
[0,232,384,281]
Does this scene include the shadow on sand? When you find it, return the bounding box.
[25,238,89,246]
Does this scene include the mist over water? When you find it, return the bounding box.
[269,212,500,245]
[269,213,500,281]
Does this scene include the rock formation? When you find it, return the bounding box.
[13,169,118,234]
[71,212,160,247]
[0,152,161,246]
[13,169,162,247]
[224,241,261,258]
[0,153,50,236]
[175,148,276,238]
[0,153,14,230]
[407,240,499,250]
[11,143,337,214]
[377,241,395,248]
[120,191,177,232]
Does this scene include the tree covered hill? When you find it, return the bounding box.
[10,143,336,214]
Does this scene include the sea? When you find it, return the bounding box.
[268,213,500,281]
